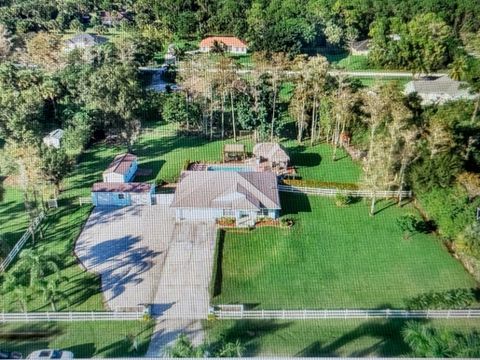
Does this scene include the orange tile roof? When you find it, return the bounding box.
[200,36,247,48]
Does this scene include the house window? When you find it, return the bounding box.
[223,209,235,216]
[257,209,269,216]
[118,194,125,199]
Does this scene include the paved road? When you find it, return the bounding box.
[75,205,216,356]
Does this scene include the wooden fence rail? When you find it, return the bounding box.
[0,311,144,322]
[0,212,45,272]
[212,309,480,320]
[278,185,412,199]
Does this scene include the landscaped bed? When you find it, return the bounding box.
[211,192,477,309]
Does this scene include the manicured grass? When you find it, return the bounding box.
[211,193,476,309]
[1,205,104,312]
[206,319,480,357]
[357,77,411,88]
[336,55,370,70]
[0,186,29,250]
[284,142,362,183]
[0,320,154,357]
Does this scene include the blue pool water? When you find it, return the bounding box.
[207,165,254,172]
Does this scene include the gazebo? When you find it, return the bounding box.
[223,144,246,162]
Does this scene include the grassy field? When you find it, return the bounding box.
[0,321,154,357]
[206,318,480,357]
[0,186,29,249]
[211,193,477,309]
[284,142,361,183]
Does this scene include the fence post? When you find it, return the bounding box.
[303,309,306,319]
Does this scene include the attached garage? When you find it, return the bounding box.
[175,208,223,221]
[91,182,155,207]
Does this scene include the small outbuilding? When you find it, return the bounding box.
[350,39,371,56]
[253,143,290,169]
[102,153,138,183]
[91,182,155,206]
[404,76,476,105]
[64,33,107,51]
[223,144,246,162]
[43,129,64,149]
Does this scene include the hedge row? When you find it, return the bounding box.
[282,179,360,190]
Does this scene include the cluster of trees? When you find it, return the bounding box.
[403,321,480,357]
[405,289,476,310]
[166,333,244,358]
[1,250,66,312]
[0,37,159,218]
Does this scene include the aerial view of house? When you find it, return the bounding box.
[1,0,480,359]
[171,170,280,225]
[199,36,248,54]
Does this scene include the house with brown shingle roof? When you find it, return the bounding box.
[170,171,280,225]
[102,153,138,183]
[199,36,248,54]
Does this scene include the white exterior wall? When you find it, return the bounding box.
[43,137,61,149]
[130,193,152,205]
[102,172,125,183]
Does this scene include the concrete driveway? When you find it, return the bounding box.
[75,204,216,318]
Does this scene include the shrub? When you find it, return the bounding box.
[334,193,353,207]
[455,222,480,258]
[279,216,294,227]
[405,288,475,310]
[396,214,419,239]
[183,159,192,170]
[155,177,166,186]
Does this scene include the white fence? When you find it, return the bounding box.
[279,185,412,199]
[0,212,45,272]
[212,308,480,320]
[79,196,93,205]
[0,311,144,322]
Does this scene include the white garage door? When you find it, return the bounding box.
[178,208,221,221]
[131,194,150,205]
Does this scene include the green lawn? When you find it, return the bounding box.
[0,321,154,357]
[0,186,29,250]
[206,319,480,357]
[356,77,411,88]
[211,193,476,309]
[335,55,370,70]
[284,142,362,183]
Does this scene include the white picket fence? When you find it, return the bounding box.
[0,311,144,322]
[0,212,45,272]
[212,308,480,320]
[279,185,412,199]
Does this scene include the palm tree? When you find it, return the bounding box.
[18,250,61,287]
[37,277,68,311]
[448,55,468,81]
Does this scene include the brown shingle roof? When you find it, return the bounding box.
[92,182,152,193]
[170,171,280,210]
[103,153,137,175]
[200,36,247,48]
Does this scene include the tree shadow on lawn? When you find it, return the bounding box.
[211,320,293,357]
[287,145,322,168]
[135,159,166,182]
[280,192,312,214]
[296,318,427,357]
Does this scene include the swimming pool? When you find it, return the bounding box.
[207,165,255,172]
